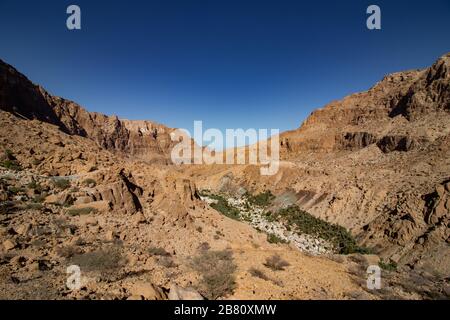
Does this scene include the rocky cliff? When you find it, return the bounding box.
[0,59,178,164]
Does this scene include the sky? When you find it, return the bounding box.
[0,0,449,149]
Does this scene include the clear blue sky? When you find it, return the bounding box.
[0,0,449,149]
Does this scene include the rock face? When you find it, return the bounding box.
[278,53,450,157]
[0,59,179,164]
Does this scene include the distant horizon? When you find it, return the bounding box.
[2,52,446,151]
[1,0,449,149]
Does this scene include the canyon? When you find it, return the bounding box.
[0,53,449,300]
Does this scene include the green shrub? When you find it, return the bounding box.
[1,160,22,171]
[4,149,14,160]
[7,186,23,195]
[52,178,71,190]
[266,233,287,244]
[249,267,270,281]
[26,203,43,210]
[271,205,369,254]
[148,246,171,256]
[2,150,20,170]
[379,259,397,271]
[191,250,237,300]
[69,246,126,273]
[264,254,290,271]
[27,181,43,193]
[82,178,96,187]
[208,194,240,221]
[66,207,97,216]
[33,194,46,203]
[245,191,275,207]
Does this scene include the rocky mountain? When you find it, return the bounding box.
[279,53,450,156]
[0,59,179,164]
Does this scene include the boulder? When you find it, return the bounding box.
[3,239,17,251]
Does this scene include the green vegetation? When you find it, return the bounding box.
[82,178,96,187]
[26,203,43,210]
[7,186,23,195]
[1,160,22,171]
[1,150,22,171]
[52,178,71,190]
[379,259,397,271]
[69,246,126,273]
[249,267,270,281]
[148,246,171,256]
[264,254,290,271]
[245,190,275,207]
[66,207,97,216]
[191,250,237,300]
[267,205,370,254]
[208,193,241,221]
[32,194,46,203]
[266,233,287,244]
[27,180,43,193]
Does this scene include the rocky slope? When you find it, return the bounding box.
[0,110,383,300]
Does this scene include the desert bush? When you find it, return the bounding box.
[378,259,397,271]
[264,254,290,271]
[157,256,177,268]
[197,242,210,251]
[245,191,275,207]
[32,194,46,203]
[0,201,20,214]
[4,149,14,160]
[56,245,82,258]
[249,267,270,281]
[191,250,237,300]
[52,178,71,190]
[266,233,287,244]
[82,178,96,187]
[148,246,171,256]
[69,246,126,273]
[7,186,23,195]
[1,160,22,171]
[66,207,97,216]
[26,203,43,210]
[1,150,21,171]
[27,180,42,192]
